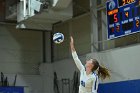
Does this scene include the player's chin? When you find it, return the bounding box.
[85,68,91,71]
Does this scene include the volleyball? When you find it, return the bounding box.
[53,32,64,44]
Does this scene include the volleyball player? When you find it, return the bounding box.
[70,36,110,93]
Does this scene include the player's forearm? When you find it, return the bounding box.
[72,51,84,71]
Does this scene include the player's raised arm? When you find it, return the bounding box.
[70,36,84,71]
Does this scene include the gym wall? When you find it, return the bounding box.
[0,24,43,93]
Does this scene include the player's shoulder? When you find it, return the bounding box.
[92,72,98,78]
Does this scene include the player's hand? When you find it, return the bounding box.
[70,36,75,52]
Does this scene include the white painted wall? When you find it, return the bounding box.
[52,44,140,85]
[0,24,43,93]
[0,24,42,74]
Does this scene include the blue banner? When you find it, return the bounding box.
[0,87,24,93]
[98,79,140,93]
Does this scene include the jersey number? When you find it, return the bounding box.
[81,81,85,87]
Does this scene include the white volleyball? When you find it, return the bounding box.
[53,32,64,44]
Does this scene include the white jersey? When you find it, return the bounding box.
[72,52,99,93]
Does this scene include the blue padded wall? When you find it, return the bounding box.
[98,79,140,93]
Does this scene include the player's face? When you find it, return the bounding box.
[85,60,94,72]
